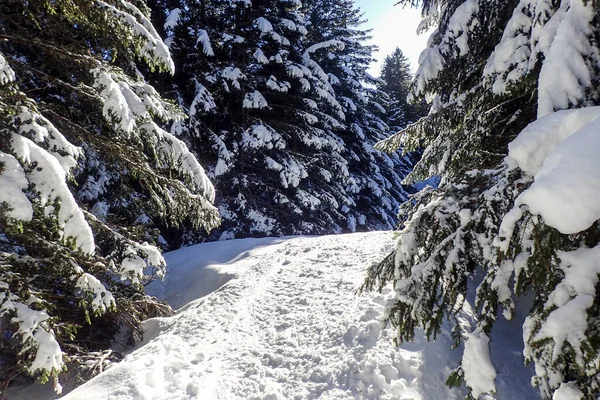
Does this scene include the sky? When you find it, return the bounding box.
[353,1,430,77]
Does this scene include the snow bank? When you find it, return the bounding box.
[60,233,468,400]
[506,106,600,234]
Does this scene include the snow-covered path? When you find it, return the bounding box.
[60,232,465,399]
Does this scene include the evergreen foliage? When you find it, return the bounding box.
[364,0,600,398]
[377,47,427,129]
[154,0,414,242]
[0,0,218,390]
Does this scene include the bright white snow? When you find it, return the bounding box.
[506,106,600,234]
[56,232,468,400]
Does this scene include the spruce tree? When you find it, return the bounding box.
[363,1,600,398]
[301,0,414,232]
[0,0,218,390]
[156,0,414,240]
[378,47,427,130]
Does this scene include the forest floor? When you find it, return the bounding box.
[12,232,538,399]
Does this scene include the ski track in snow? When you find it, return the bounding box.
[59,232,465,400]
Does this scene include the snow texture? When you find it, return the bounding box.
[506,107,600,233]
[60,232,467,400]
[196,29,215,56]
[0,297,64,375]
[242,90,268,109]
[0,51,16,84]
[552,382,583,400]
[462,329,496,398]
[410,0,479,100]
[11,134,95,254]
[0,152,33,221]
[537,0,596,117]
[163,8,181,30]
[97,0,174,73]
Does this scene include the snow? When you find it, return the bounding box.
[97,0,174,73]
[93,70,136,134]
[222,66,245,90]
[0,51,16,84]
[552,382,583,400]
[163,8,181,30]
[190,80,216,115]
[16,108,82,173]
[59,232,470,400]
[304,40,345,56]
[196,29,214,56]
[410,0,479,100]
[1,298,64,375]
[75,273,116,312]
[279,18,297,31]
[253,48,269,64]
[537,0,595,117]
[146,122,216,202]
[506,107,600,234]
[243,90,268,109]
[242,124,284,150]
[11,134,95,254]
[446,0,479,57]
[462,329,496,398]
[524,244,600,370]
[256,17,273,33]
[0,152,33,221]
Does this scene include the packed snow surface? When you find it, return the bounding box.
[10,232,536,399]
[59,232,469,399]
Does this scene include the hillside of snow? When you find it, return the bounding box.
[12,232,537,399]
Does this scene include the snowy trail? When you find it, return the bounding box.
[60,232,465,400]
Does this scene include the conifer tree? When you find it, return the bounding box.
[363,1,600,398]
[378,47,426,130]
[156,0,414,240]
[302,0,414,231]
[0,0,218,390]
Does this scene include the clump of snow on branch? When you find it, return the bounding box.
[537,0,597,117]
[96,0,174,73]
[196,29,215,56]
[0,152,34,221]
[163,8,181,30]
[506,106,600,234]
[0,52,16,84]
[255,17,273,33]
[190,80,217,115]
[11,134,95,254]
[16,108,82,173]
[75,271,116,313]
[0,295,64,376]
[243,90,268,109]
[410,0,479,100]
[242,124,285,150]
[142,122,216,202]
[222,66,245,90]
[462,329,496,397]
